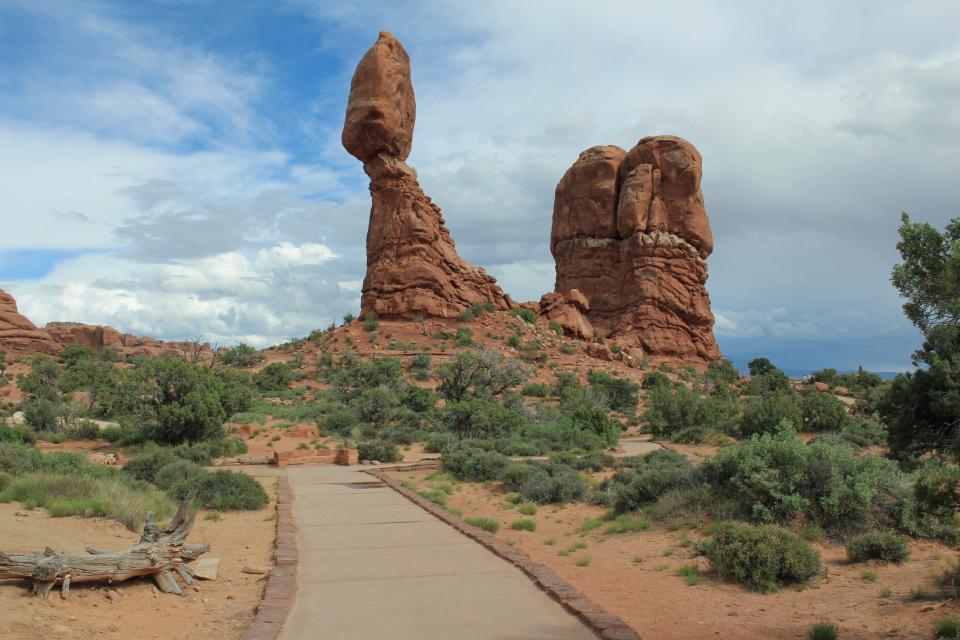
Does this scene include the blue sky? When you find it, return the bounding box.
[1,0,958,372]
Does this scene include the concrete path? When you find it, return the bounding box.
[280,465,597,640]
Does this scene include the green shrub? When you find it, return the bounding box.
[0,424,36,445]
[516,500,538,515]
[521,383,550,397]
[465,516,500,533]
[642,371,672,389]
[455,328,475,347]
[740,393,801,437]
[363,314,379,332]
[799,392,849,432]
[0,472,172,530]
[502,462,588,504]
[706,521,821,592]
[66,420,101,441]
[221,343,264,368]
[123,448,188,484]
[357,441,402,463]
[587,370,639,413]
[845,531,910,563]
[153,459,204,491]
[435,350,527,402]
[509,308,536,324]
[410,354,432,371]
[511,518,537,532]
[936,617,960,638]
[460,302,495,322]
[443,447,510,482]
[254,361,294,392]
[598,450,695,513]
[441,398,526,439]
[699,427,911,536]
[644,384,738,437]
[172,470,268,511]
[808,622,839,640]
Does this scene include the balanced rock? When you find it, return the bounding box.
[343,32,416,163]
[344,32,513,319]
[551,136,721,361]
[0,288,61,355]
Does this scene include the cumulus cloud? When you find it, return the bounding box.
[9,242,352,347]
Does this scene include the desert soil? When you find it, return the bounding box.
[0,475,277,640]
[389,466,960,640]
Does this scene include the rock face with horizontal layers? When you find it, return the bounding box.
[551,136,721,361]
[344,32,512,319]
[0,288,61,355]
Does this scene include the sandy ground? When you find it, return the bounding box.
[0,475,277,640]
[389,467,960,640]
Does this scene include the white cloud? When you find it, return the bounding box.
[6,241,348,347]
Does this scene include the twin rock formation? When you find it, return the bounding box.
[346,33,720,361]
[3,32,718,364]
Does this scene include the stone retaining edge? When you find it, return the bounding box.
[367,468,641,640]
[239,476,297,640]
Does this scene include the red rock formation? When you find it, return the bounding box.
[0,289,212,360]
[45,323,213,360]
[551,136,721,361]
[344,32,513,319]
[0,288,61,355]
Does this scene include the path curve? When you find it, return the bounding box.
[280,465,598,640]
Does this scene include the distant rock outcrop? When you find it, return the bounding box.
[551,136,721,361]
[0,289,61,355]
[0,289,213,360]
[344,32,513,319]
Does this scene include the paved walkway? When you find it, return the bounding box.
[280,465,597,640]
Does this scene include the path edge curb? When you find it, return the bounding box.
[240,476,297,640]
[367,468,641,640]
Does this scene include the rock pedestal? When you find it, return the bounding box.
[344,32,512,319]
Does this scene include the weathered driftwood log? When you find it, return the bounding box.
[0,491,209,598]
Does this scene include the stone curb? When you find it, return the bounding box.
[366,469,641,640]
[240,476,297,640]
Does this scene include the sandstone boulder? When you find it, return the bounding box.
[538,292,593,340]
[551,136,721,362]
[345,33,513,319]
[342,32,416,164]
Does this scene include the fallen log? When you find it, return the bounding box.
[0,491,209,598]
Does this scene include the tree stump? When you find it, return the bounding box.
[0,491,209,598]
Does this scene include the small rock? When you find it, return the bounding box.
[15,510,28,517]
[371,460,382,466]
[192,557,221,580]
[106,590,120,602]
[241,565,270,575]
